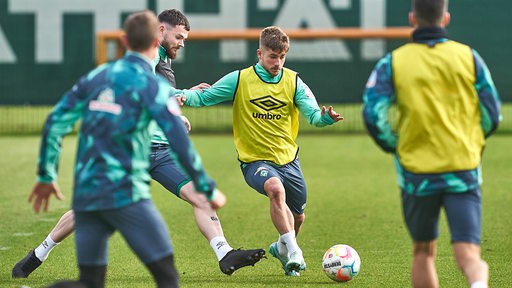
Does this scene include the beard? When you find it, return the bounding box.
[160,40,177,60]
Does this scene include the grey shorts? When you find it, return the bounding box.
[401,187,482,244]
[74,200,173,266]
[241,158,307,215]
[149,143,192,197]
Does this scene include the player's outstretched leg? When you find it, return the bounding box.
[12,210,75,278]
[174,182,266,275]
[12,250,42,278]
[219,248,266,275]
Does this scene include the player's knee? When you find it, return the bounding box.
[453,242,483,269]
[264,178,285,200]
[180,187,210,209]
[413,241,436,257]
[454,251,482,270]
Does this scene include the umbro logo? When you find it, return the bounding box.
[216,241,227,249]
[250,95,285,120]
[250,95,286,111]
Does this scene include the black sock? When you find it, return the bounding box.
[78,265,107,288]
[146,254,179,288]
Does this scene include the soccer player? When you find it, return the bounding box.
[175,26,344,276]
[27,10,222,287]
[150,8,265,275]
[12,9,264,279]
[362,1,502,287]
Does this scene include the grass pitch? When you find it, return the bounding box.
[1,134,511,287]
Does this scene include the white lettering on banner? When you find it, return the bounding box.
[8,0,145,63]
[361,0,385,60]
[157,0,248,62]
[0,0,387,63]
[329,0,351,9]
[0,25,16,63]
[158,0,387,62]
[257,0,278,10]
[274,0,351,61]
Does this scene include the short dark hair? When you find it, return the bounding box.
[260,26,289,53]
[412,0,448,26]
[158,9,190,31]
[123,10,159,52]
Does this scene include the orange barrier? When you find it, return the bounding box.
[96,31,125,66]
[96,27,412,65]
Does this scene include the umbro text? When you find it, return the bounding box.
[252,112,281,120]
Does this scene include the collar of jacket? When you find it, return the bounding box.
[412,27,447,43]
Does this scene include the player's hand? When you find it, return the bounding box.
[210,188,226,210]
[180,115,191,132]
[28,182,64,213]
[321,106,344,122]
[176,83,209,106]
[189,83,210,90]
[176,94,186,106]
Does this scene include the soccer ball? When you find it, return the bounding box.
[322,244,361,282]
